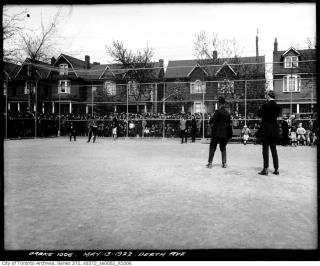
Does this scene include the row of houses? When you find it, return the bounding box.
[3,37,316,118]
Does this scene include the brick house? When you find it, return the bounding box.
[7,53,165,116]
[3,61,20,112]
[272,38,316,116]
[9,58,51,113]
[164,54,265,116]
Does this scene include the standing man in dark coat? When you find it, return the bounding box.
[68,122,77,142]
[206,97,232,169]
[257,90,281,175]
[281,116,290,146]
[190,115,197,142]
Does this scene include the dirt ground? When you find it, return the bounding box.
[4,137,317,250]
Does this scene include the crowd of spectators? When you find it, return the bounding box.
[4,110,318,142]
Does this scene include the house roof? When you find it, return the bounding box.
[282,47,301,56]
[165,56,265,79]
[14,58,51,80]
[3,61,20,80]
[273,48,316,75]
[46,53,164,81]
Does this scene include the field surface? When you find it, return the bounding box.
[4,137,317,250]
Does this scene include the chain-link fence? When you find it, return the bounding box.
[3,78,317,140]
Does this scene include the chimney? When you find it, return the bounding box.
[256,29,259,57]
[51,57,56,65]
[212,50,218,60]
[159,59,164,66]
[85,55,90,69]
[274,38,278,53]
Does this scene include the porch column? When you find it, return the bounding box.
[69,101,72,114]
[52,101,55,113]
[17,102,20,112]
[296,104,300,114]
[114,105,117,112]
[144,104,147,113]
[86,105,89,114]
[215,102,218,110]
[8,103,11,111]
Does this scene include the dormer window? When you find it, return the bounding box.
[4,82,7,95]
[24,81,35,94]
[104,81,116,95]
[284,56,298,68]
[59,64,68,75]
[190,80,206,94]
[58,80,71,93]
[27,65,32,77]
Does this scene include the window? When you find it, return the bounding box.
[127,80,138,95]
[190,80,206,94]
[59,64,68,75]
[3,82,7,95]
[218,80,234,94]
[194,102,203,113]
[24,81,35,94]
[104,81,116,95]
[284,56,298,68]
[27,65,32,77]
[58,80,71,93]
[283,75,301,92]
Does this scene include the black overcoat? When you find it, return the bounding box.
[209,107,231,138]
[257,100,281,138]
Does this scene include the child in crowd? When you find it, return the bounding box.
[241,125,251,145]
[112,126,117,140]
[290,125,297,147]
[296,123,306,145]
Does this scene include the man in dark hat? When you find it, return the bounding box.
[206,97,232,168]
[257,90,281,175]
[281,115,290,146]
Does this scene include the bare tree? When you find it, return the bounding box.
[193,31,266,116]
[3,6,27,62]
[18,8,63,63]
[106,40,156,104]
[193,31,243,61]
[305,36,316,49]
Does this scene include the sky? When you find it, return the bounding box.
[5,3,316,68]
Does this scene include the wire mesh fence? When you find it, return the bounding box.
[3,78,317,139]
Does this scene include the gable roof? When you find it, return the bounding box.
[3,61,20,80]
[165,56,265,79]
[273,48,316,75]
[282,47,301,56]
[186,63,209,77]
[14,58,51,80]
[215,61,237,76]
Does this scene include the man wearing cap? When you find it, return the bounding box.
[257,90,281,175]
[206,97,232,168]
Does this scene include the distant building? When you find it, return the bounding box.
[5,54,164,116]
[164,56,265,116]
[272,38,316,116]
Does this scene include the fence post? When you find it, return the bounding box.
[126,84,129,138]
[162,118,165,139]
[202,83,205,141]
[35,79,38,138]
[245,80,247,126]
[5,76,8,139]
